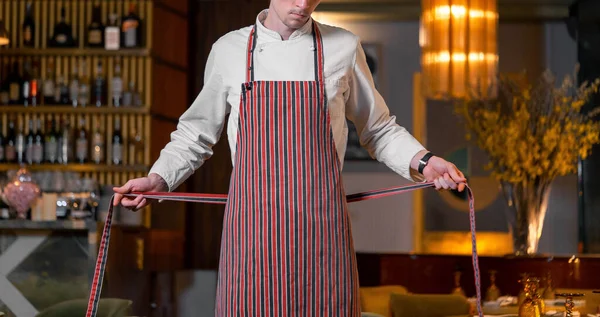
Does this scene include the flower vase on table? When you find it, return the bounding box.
[454,66,600,255]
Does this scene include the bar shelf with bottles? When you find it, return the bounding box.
[0,0,152,188]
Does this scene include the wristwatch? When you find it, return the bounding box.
[418,152,435,174]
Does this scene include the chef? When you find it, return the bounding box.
[113,0,467,315]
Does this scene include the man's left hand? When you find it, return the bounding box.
[420,155,467,192]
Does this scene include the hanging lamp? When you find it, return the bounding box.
[420,0,499,99]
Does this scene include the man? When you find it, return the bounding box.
[114,0,467,315]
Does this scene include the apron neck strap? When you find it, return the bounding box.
[245,21,324,83]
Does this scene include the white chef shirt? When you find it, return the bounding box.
[149,9,427,192]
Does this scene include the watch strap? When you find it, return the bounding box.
[418,152,435,174]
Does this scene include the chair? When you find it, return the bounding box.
[360,285,409,317]
[389,293,471,317]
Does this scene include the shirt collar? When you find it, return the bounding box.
[255,9,313,41]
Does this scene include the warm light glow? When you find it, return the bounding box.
[420,0,498,99]
[0,37,8,46]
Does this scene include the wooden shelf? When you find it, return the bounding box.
[0,47,150,57]
[0,105,149,114]
[0,163,148,173]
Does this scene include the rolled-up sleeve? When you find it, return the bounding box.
[149,43,229,191]
[345,38,426,182]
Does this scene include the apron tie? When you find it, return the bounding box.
[85,182,483,317]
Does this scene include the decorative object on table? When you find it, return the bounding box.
[518,273,531,305]
[542,271,556,300]
[2,167,41,219]
[454,67,600,255]
[452,270,466,297]
[555,293,584,317]
[519,277,544,317]
[486,270,501,302]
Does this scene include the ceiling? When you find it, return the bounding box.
[317,0,575,21]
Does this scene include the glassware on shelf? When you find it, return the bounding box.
[518,277,544,317]
[542,271,556,300]
[3,167,40,219]
[485,270,501,302]
[555,292,584,317]
[452,270,466,297]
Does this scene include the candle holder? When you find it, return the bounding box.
[555,293,584,317]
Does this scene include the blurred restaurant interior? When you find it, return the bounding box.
[1,0,600,316]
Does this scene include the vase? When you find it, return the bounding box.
[501,181,552,256]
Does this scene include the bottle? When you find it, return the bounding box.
[91,122,103,164]
[0,65,9,105]
[44,118,58,163]
[93,61,105,107]
[75,117,88,163]
[58,119,73,164]
[22,61,32,106]
[121,4,142,48]
[112,59,123,107]
[69,63,79,107]
[104,14,120,50]
[78,59,89,107]
[15,120,25,164]
[49,6,76,47]
[112,117,122,165]
[32,118,43,164]
[122,81,133,107]
[43,58,55,105]
[7,62,22,105]
[87,5,104,47]
[22,2,35,47]
[128,129,144,165]
[29,62,40,106]
[4,119,16,163]
[55,75,69,105]
[25,119,35,164]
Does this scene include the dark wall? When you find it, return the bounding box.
[185,0,270,270]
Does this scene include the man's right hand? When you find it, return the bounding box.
[112,173,169,211]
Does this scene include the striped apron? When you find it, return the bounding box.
[214,23,361,316]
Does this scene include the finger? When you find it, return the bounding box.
[134,198,148,211]
[438,176,450,190]
[113,180,134,194]
[458,182,466,192]
[444,173,457,190]
[113,193,123,206]
[449,165,467,183]
[122,195,144,208]
[434,178,441,190]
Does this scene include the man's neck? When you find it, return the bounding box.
[263,9,295,40]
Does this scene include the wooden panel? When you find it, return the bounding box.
[156,0,188,15]
[151,62,187,120]
[356,253,600,298]
[151,6,188,68]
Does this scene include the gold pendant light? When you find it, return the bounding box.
[420,0,498,100]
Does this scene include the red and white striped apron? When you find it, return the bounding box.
[214,23,360,316]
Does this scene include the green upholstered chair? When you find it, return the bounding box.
[35,298,132,317]
[390,293,471,317]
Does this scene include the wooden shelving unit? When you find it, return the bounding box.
[0,0,154,225]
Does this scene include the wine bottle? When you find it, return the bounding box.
[93,61,105,107]
[91,121,103,164]
[15,121,25,164]
[43,58,55,105]
[29,62,40,106]
[44,118,58,163]
[75,117,88,163]
[33,118,44,164]
[7,62,22,105]
[128,129,144,165]
[22,1,35,47]
[121,4,142,48]
[58,118,73,164]
[78,59,89,107]
[49,5,76,47]
[105,13,120,50]
[69,63,79,107]
[4,119,16,163]
[87,5,104,47]
[112,117,122,165]
[112,59,123,107]
[25,119,35,164]
[22,61,32,106]
[0,64,10,105]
